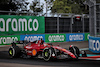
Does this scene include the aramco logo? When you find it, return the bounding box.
[0,18,39,32]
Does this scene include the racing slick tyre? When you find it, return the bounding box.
[42,48,51,61]
[9,46,21,58]
[69,46,80,59]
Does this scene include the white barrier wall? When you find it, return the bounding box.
[89,36,100,53]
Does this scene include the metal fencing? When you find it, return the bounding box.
[0,10,89,34]
[45,17,89,33]
[86,0,100,36]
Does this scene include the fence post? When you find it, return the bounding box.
[71,15,74,33]
[82,14,85,33]
[57,14,59,33]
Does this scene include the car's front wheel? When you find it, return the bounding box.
[42,48,51,61]
[69,46,80,59]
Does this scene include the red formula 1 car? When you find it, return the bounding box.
[8,39,86,61]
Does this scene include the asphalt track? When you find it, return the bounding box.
[0,41,100,67]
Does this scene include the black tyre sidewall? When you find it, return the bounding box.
[9,46,21,58]
[43,48,51,61]
[73,46,80,57]
[69,46,80,58]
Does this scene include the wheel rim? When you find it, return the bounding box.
[44,50,50,58]
[9,50,13,55]
[43,49,51,61]
[9,47,15,57]
[45,51,48,57]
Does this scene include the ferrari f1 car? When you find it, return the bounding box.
[8,39,87,61]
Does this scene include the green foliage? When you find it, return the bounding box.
[0,0,17,11]
[30,1,43,16]
[51,0,88,14]
[71,3,82,14]
[44,0,54,15]
[0,0,29,11]
[51,0,71,13]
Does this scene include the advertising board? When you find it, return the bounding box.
[20,34,45,42]
[0,15,45,35]
[45,34,66,42]
[89,36,100,53]
[0,33,89,46]
[66,33,85,42]
[0,35,20,45]
[85,33,90,41]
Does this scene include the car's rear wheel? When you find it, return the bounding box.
[9,46,21,58]
[69,46,80,59]
[42,48,51,61]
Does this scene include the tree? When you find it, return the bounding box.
[68,0,89,14]
[0,0,16,11]
[51,0,71,13]
[30,0,43,16]
[0,0,29,11]
[51,0,88,14]
[11,0,29,11]
[44,0,54,16]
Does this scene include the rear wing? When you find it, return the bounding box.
[11,40,29,46]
